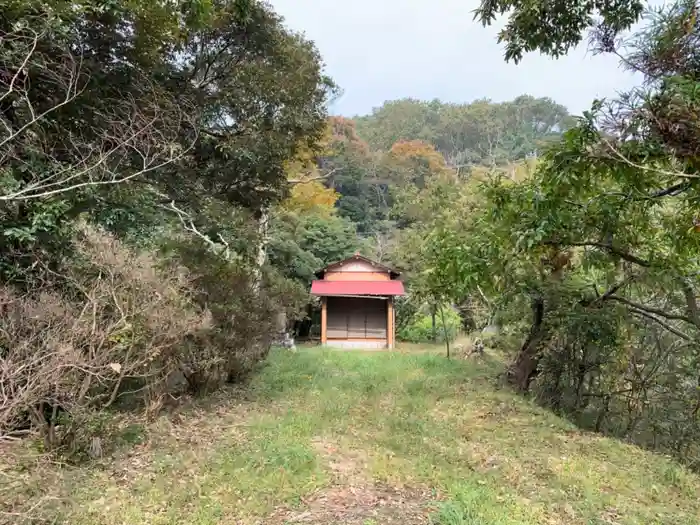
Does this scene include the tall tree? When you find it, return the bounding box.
[322,117,391,235]
[162,0,335,213]
[468,0,700,388]
[0,0,212,277]
[354,98,441,151]
[414,0,700,465]
[0,0,335,281]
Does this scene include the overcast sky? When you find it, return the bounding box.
[269,0,643,118]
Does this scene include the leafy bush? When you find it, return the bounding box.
[160,239,297,393]
[399,305,461,343]
[394,294,421,333]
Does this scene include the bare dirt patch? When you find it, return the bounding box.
[266,438,436,524]
[311,437,369,481]
[272,484,434,525]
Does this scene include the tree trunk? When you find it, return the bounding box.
[431,305,437,343]
[438,304,451,359]
[254,206,295,350]
[595,395,611,432]
[507,295,545,392]
[252,205,270,293]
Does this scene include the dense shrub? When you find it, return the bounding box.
[159,239,307,393]
[531,303,700,471]
[0,225,206,456]
[0,226,286,457]
[394,294,421,333]
[399,305,461,343]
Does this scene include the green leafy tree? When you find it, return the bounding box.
[474,0,645,62]
[0,0,336,459]
[466,0,700,385]
[268,211,361,285]
[0,0,213,281]
[322,117,391,235]
[420,0,700,466]
[164,0,336,213]
[354,98,441,151]
[0,0,335,282]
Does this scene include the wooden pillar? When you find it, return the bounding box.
[321,297,327,346]
[387,297,394,349]
[393,300,396,347]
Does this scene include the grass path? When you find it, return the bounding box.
[3,347,700,524]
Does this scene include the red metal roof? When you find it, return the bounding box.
[311,280,405,297]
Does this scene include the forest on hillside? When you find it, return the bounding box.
[2,0,700,482]
[270,95,572,298]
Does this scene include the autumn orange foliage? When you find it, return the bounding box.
[329,116,370,155]
[280,121,340,217]
[283,181,338,217]
[389,140,450,173]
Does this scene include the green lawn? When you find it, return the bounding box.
[3,347,700,524]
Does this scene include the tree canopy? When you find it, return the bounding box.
[0,0,338,463]
[354,96,574,167]
[405,0,700,468]
[474,0,645,62]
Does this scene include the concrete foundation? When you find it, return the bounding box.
[325,340,389,349]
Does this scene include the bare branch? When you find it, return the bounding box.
[599,276,634,301]
[609,295,696,325]
[0,28,40,105]
[0,22,199,202]
[159,201,233,261]
[680,279,700,328]
[629,309,693,341]
[544,240,651,267]
[599,135,700,179]
[288,168,338,185]
[649,181,693,198]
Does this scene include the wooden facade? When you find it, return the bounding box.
[311,254,404,349]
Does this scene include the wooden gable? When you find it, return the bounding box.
[324,259,391,282]
[316,254,399,281]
